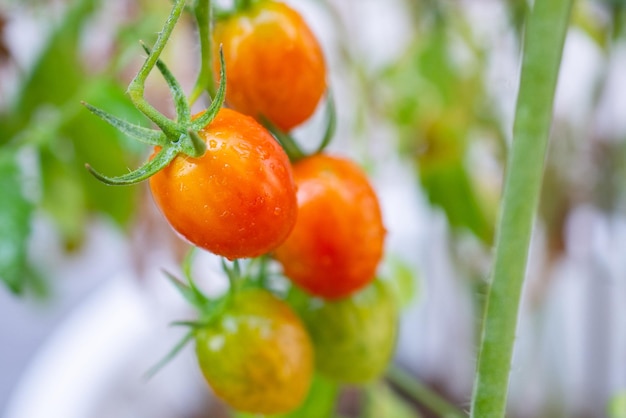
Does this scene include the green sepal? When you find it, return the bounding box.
[86,144,178,185]
[162,269,211,309]
[315,90,337,154]
[81,101,166,146]
[170,320,210,329]
[140,42,191,123]
[143,330,194,381]
[190,47,227,131]
[184,129,207,157]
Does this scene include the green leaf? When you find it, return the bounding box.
[39,149,88,249]
[0,149,34,294]
[609,391,626,418]
[9,0,98,132]
[363,382,421,418]
[61,79,147,225]
[419,161,494,244]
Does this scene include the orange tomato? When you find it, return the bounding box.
[213,0,326,131]
[149,108,297,260]
[274,154,386,299]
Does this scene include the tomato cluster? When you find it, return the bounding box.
[86,0,398,415]
[168,2,394,413]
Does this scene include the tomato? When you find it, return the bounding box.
[194,289,314,414]
[292,280,398,384]
[149,108,297,260]
[213,0,326,131]
[273,154,386,299]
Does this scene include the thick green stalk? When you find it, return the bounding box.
[469,0,572,417]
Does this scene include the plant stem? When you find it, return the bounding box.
[469,0,572,417]
[386,365,466,418]
[127,0,186,137]
[190,0,215,105]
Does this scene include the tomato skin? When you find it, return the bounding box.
[213,0,326,131]
[273,154,386,299]
[293,280,398,384]
[149,108,297,260]
[194,289,314,414]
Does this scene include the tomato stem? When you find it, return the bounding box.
[190,0,216,105]
[141,41,191,123]
[127,0,186,137]
[469,0,573,416]
[261,116,307,162]
[315,90,337,154]
[190,48,227,131]
[386,365,465,418]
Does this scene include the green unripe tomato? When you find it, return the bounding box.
[292,279,398,384]
[194,289,313,415]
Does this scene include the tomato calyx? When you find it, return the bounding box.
[83,0,227,186]
[145,252,274,379]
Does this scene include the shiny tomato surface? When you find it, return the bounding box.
[194,289,313,414]
[213,0,326,131]
[274,154,386,298]
[149,108,297,259]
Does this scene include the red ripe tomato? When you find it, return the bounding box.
[213,0,327,131]
[149,108,297,260]
[273,154,386,299]
[194,289,314,414]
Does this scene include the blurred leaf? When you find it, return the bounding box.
[233,374,340,418]
[10,0,98,122]
[382,23,496,245]
[572,1,609,49]
[61,79,145,227]
[388,257,419,309]
[609,390,626,418]
[363,382,420,418]
[39,148,88,250]
[0,149,34,294]
[420,161,494,244]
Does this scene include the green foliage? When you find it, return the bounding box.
[0,150,34,294]
[609,391,626,418]
[0,0,151,293]
[382,20,499,245]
